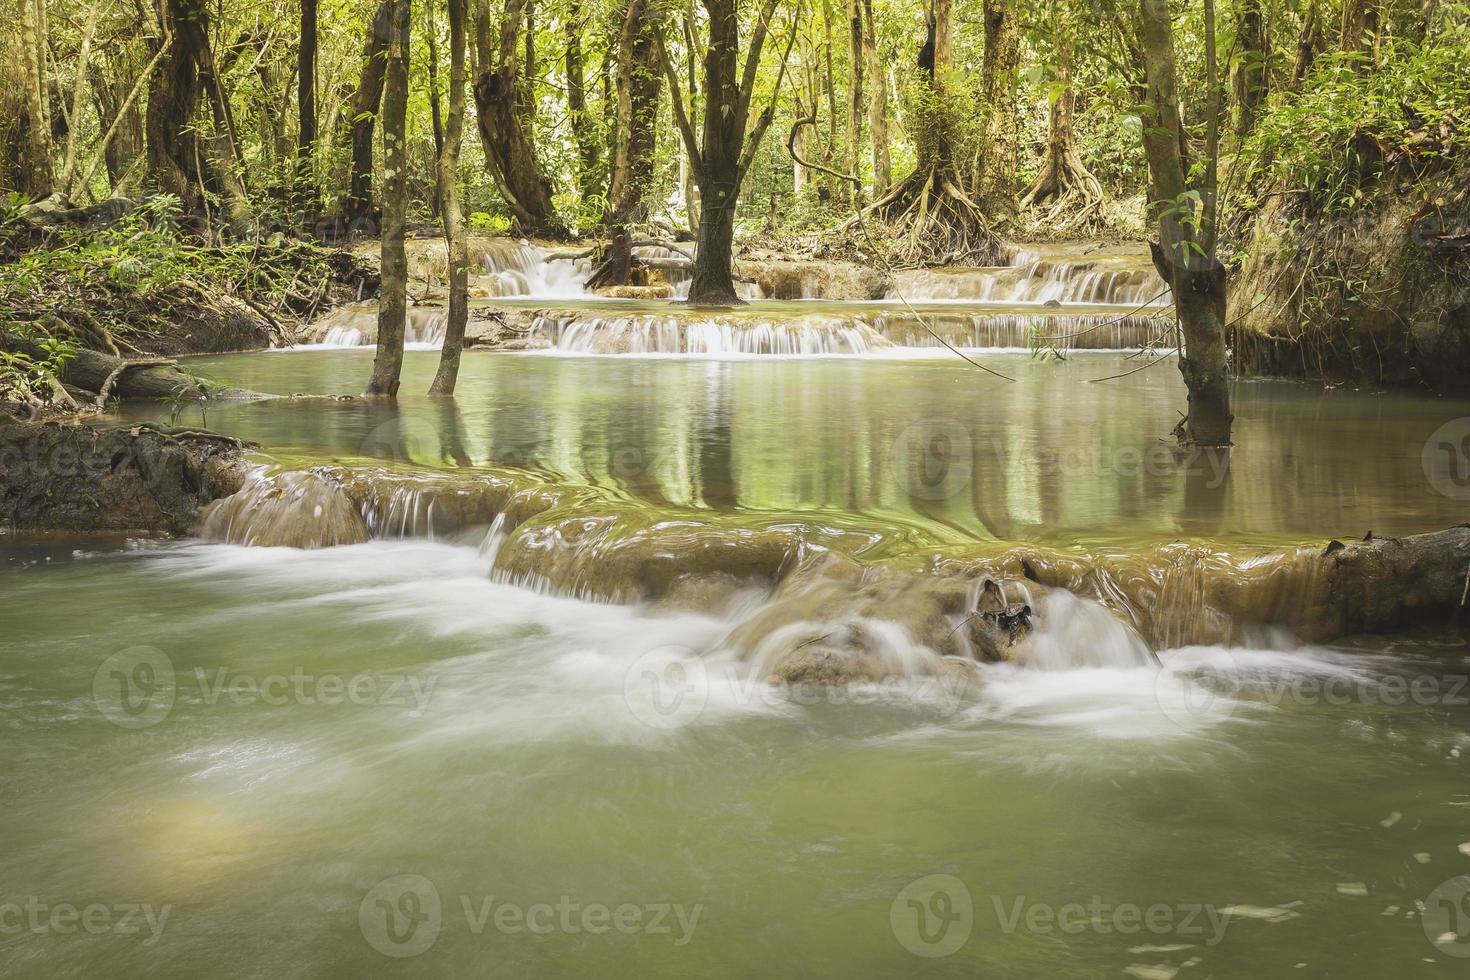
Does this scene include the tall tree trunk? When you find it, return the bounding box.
[665,0,790,305]
[1233,0,1268,140]
[146,0,207,211]
[1339,0,1381,56]
[586,0,661,289]
[1137,0,1232,447]
[365,0,411,397]
[972,0,1020,215]
[16,0,53,198]
[471,0,566,236]
[346,0,393,226]
[843,0,863,207]
[565,0,601,202]
[430,0,469,395]
[861,0,889,192]
[297,0,319,216]
[1019,12,1103,226]
[1290,0,1321,87]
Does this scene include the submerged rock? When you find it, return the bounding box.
[0,416,248,535]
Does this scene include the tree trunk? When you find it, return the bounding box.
[16,0,53,198]
[972,0,1020,215]
[146,0,207,211]
[1290,0,1321,87]
[1137,0,1232,448]
[471,0,566,236]
[297,0,319,216]
[365,0,411,397]
[1019,17,1103,227]
[565,0,601,202]
[861,0,889,193]
[843,0,863,208]
[430,0,469,395]
[1233,0,1267,140]
[586,0,661,290]
[667,0,791,305]
[1339,0,1381,56]
[345,0,393,226]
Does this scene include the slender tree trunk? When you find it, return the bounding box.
[586,0,661,289]
[843,0,863,207]
[17,0,53,198]
[1290,0,1321,87]
[1137,0,1232,447]
[366,0,411,397]
[1339,0,1381,56]
[565,0,601,201]
[346,0,393,226]
[1019,14,1103,224]
[861,0,889,192]
[972,0,1020,215]
[430,0,469,395]
[1233,0,1267,140]
[297,0,319,216]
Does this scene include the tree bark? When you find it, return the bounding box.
[297,0,319,215]
[345,0,393,226]
[661,0,792,305]
[365,0,411,397]
[1019,14,1103,227]
[843,0,864,208]
[16,0,53,198]
[430,0,470,395]
[1233,0,1268,139]
[146,0,207,210]
[471,0,566,236]
[1137,0,1232,447]
[586,0,662,289]
[972,0,1020,215]
[565,0,601,202]
[861,0,889,193]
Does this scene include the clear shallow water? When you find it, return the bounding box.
[2,538,1469,977]
[8,344,1470,977]
[150,349,1470,548]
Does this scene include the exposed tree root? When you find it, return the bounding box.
[1019,145,1105,232]
[836,165,1006,267]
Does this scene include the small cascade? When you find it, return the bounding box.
[872,310,1170,350]
[889,246,1170,306]
[529,313,885,355]
[408,236,591,298]
[296,304,448,348]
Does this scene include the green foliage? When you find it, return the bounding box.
[1246,13,1470,213]
[0,200,335,349]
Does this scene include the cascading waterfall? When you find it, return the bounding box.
[888,247,1170,306]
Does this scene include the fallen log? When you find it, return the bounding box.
[4,338,269,402]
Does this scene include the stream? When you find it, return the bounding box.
[3,241,1470,977]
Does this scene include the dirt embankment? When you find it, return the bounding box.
[1230,162,1470,392]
